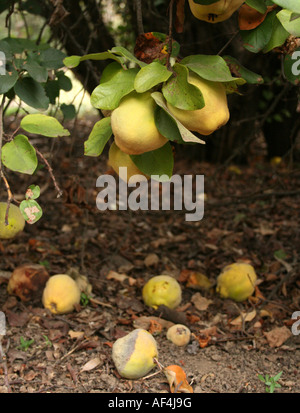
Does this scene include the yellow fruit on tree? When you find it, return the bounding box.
[108,141,148,183]
[188,0,245,23]
[42,274,81,314]
[216,262,257,302]
[111,91,168,155]
[112,329,158,379]
[0,202,25,239]
[142,275,182,309]
[167,72,230,135]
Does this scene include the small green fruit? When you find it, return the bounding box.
[0,202,25,239]
[216,263,257,302]
[142,275,182,309]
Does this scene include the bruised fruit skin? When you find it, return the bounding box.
[42,274,81,314]
[167,324,191,347]
[0,202,25,239]
[142,275,182,309]
[188,0,245,23]
[167,72,229,136]
[111,91,168,155]
[216,263,257,302]
[7,264,49,302]
[108,141,149,183]
[112,329,158,379]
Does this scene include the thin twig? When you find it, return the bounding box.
[135,0,144,35]
[166,0,175,71]
[34,147,63,198]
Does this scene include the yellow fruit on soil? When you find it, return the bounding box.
[188,0,245,23]
[111,91,167,155]
[0,202,25,239]
[112,329,158,379]
[108,141,148,183]
[42,274,81,314]
[216,263,257,302]
[167,72,229,135]
[167,324,191,346]
[142,275,182,309]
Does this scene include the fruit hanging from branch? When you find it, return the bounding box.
[188,0,245,23]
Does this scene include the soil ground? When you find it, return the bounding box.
[0,118,299,394]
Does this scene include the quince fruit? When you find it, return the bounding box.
[167,72,229,135]
[142,275,182,309]
[216,262,257,302]
[0,202,25,239]
[111,91,167,155]
[112,328,158,379]
[108,141,149,183]
[42,274,81,314]
[188,0,245,23]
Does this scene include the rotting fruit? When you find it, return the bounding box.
[7,263,49,302]
[112,328,158,379]
[108,141,149,183]
[167,72,229,136]
[167,324,191,347]
[0,202,25,239]
[142,275,182,309]
[42,274,81,314]
[216,262,257,302]
[188,0,245,24]
[111,91,168,155]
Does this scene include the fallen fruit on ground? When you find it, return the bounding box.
[112,328,158,379]
[188,0,245,23]
[111,91,168,155]
[42,274,81,314]
[108,141,149,183]
[142,275,182,309]
[167,324,191,346]
[7,263,49,302]
[216,262,257,302]
[167,72,229,135]
[0,202,25,239]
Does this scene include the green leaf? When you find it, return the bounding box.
[272,0,300,13]
[162,63,205,110]
[56,72,72,91]
[20,199,43,224]
[277,9,300,36]
[151,91,205,145]
[60,103,76,120]
[0,39,13,60]
[63,51,125,68]
[63,55,81,68]
[84,117,112,156]
[258,374,265,382]
[246,0,267,13]
[223,56,264,84]
[241,11,277,53]
[91,67,139,110]
[25,185,40,200]
[130,143,174,181]
[263,15,290,52]
[154,106,184,143]
[44,80,60,104]
[14,77,49,110]
[273,371,283,381]
[134,62,172,93]
[110,46,147,68]
[39,48,66,70]
[23,59,49,83]
[274,249,287,259]
[1,134,38,174]
[181,54,238,82]
[20,114,70,137]
[0,68,18,94]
